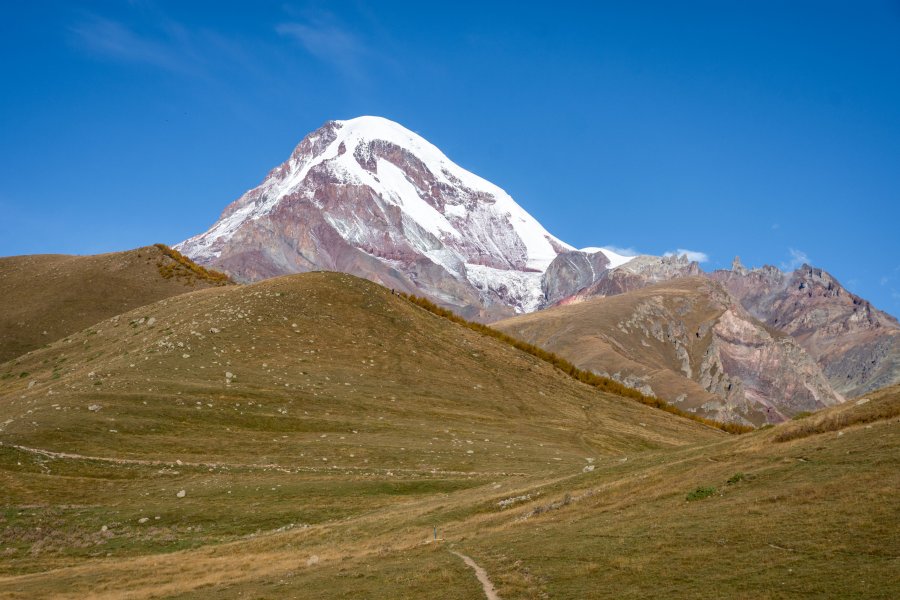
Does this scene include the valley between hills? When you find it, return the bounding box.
[0,253,897,598]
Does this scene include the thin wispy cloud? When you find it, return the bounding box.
[664,248,709,263]
[69,15,194,73]
[277,16,369,80]
[781,248,811,271]
[68,9,274,115]
[601,245,640,257]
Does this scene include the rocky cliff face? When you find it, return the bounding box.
[497,277,842,425]
[555,254,702,303]
[702,306,842,423]
[540,250,611,306]
[710,259,900,398]
[546,252,899,404]
[177,116,570,319]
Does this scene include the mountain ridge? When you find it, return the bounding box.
[710,258,900,398]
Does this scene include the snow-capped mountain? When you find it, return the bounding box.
[178,116,606,317]
[176,115,898,419]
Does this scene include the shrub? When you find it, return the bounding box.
[398,292,755,435]
[726,473,745,485]
[686,486,717,501]
[153,244,232,285]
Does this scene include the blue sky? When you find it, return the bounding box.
[1,1,899,314]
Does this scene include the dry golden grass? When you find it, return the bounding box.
[152,244,232,285]
[403,292,753,434]
[494,277,728,416]
[2,395,895,598]
[774,384,900,442]
[0,245,231,364]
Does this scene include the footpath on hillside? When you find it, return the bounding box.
[451,551,501,600]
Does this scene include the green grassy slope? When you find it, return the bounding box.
[452,387,899,598]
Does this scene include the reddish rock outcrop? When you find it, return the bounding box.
[710,260,900,397]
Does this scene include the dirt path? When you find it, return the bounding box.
[451,551,501,600]
[3,442,526,477]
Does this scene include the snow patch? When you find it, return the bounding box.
[374,158,460,240]
[464,264,545,313]
[581,247,636,269]
[444,202,468,219]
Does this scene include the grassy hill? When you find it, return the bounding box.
[0,245,231,364]
[0,273,896,598]
[497,278,723,412]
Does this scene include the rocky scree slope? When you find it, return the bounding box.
[541,253,898,419]
[547,253,703,305]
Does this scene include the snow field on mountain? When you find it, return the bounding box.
[177,115,646,313]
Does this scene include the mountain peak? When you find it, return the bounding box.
[332,115,429,142]
[312,115,519,218]
[177,116,572,316]
[322,116,452,169]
